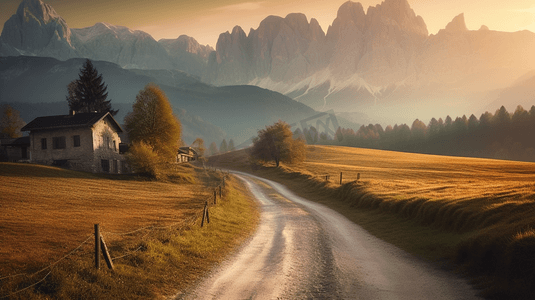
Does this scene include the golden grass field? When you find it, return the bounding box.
[0,162,259,299]
[208,145,535,299]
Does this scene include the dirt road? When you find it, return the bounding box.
[176,172,481,299]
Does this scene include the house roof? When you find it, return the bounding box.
[21,112,123,133]
[178,146,198,156]
[1,136,30,146]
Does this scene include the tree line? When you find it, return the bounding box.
[205,139,236,156]
[300,105,535,162]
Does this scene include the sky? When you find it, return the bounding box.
[0,0,534,47]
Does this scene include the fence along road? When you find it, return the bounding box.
[176,172,481,300]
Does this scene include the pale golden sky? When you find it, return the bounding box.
[1,0,534,47]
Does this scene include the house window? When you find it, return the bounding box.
[73,135,80,147]
[113,160,118,174]
[113,140,117,152]
[41,138,47,150]
[103,136,111,149]
[52,136,66,149]
[101,159,110,173]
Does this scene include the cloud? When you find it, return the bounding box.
[215,2,266,12]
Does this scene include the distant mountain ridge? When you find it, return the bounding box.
[207,0,535,122]
[0,0,213,77]
[1,0,535,124]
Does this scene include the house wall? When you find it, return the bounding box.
[30,127,95,171]
[29,118,127,173]
[91,118,125,173]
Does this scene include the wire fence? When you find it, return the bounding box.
[315,171,361,185]
[0,171,229,299]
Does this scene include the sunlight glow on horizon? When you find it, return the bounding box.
[0,0,534,46]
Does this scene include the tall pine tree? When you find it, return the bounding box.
[66,59,118,115]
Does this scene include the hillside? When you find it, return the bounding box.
[0,162,259,299]
[208,146,535,298]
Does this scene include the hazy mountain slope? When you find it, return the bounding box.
[482,72,535,113]
[0,56,341,145]
[158,35,214,78]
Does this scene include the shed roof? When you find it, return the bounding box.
[1,136,30,146]
[21,112,123,133]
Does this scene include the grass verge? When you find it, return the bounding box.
[0,163,259,299]
[208,146,535,299]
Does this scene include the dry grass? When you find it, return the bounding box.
[0,163,202,275]
[0,162,259,299]
[208,146,535,299]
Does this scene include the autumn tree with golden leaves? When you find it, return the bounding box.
[124,84,181,177]
[0,105,26,138]
[250,120,306,167]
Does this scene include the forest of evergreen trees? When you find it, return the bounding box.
[296,105,535,162]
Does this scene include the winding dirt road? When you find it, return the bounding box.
[176,172,481,299]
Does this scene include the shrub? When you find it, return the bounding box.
[126,141,163,179]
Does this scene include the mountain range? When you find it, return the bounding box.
[1,0,535,125]
[0,0,213,78]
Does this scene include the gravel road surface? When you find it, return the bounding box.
[176,172,481,299]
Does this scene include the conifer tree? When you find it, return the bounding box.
[219,139,228,153]
[66,59,117,115]
[228,139,235,151]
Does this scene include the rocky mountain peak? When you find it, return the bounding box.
[1,0,73,55]
[367,0,428,37]
[339,2,366,28]
[158,35,214,58]
[231,25,246,38]
[445,13,469,32]
[16,0,61,24]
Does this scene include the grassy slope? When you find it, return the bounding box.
[208,146,535,299]
[0,163,259,299]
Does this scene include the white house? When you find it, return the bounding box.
[177,146,198,163]
[21,111,127,173]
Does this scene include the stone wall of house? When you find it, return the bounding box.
[91,117,126,173]
[29,127,95,171]
[29,117,127,173]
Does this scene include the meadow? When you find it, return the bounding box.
[0,162,259,299]
[208,145,535,299]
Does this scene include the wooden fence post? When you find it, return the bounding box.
[357,173,360,182]
[219,185,222,198]
[206,204,210,224]
[340,172,343,185]
[201,202,207,227]
[94,224,100,269]
[214,190,217,204]
[100,235,114,270]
